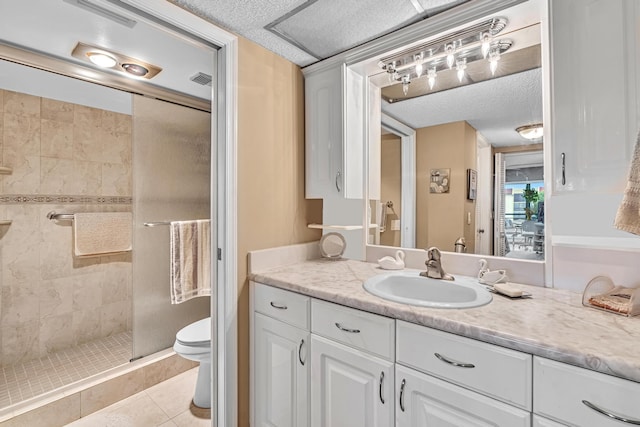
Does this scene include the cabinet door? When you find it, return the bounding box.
[396,365,531,427]
[532,415,566,427]
[305,65,344,199]
[254,313,310,427]
[311,335,394,427]
[551,0,639,193]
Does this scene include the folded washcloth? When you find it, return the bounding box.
[614,130,640,235]
[170,220,211,304]
[73,212,132,257]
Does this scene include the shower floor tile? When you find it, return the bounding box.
[0,331,132,410]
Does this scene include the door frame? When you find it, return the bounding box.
[122,1,238,426]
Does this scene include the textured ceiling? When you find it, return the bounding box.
[382,67,543,147]
[170,0,468,66]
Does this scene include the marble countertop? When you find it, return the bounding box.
[250,258,640,383]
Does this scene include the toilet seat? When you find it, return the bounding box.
[176,317,211,346]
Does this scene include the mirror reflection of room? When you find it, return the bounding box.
[371,12,544,260]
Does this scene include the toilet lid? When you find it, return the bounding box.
[176,317,211,346]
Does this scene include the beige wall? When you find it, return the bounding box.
[236,37,322,427]
[380,134,402,247]
[416,121,476,252]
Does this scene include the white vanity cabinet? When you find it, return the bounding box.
[395,320,532,427]
[304,63,365,199]
[251,283,311,427]
[550,0,640,194]
[310,299,395,427]
[534,356,640,427]
[396,365,531,427]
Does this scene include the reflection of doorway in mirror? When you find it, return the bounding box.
[495,149,545,260]
[379,131,402,247]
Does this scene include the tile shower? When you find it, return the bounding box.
[0,89,133,408]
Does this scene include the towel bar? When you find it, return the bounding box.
[47,211,74,221]
[143,221,171,227]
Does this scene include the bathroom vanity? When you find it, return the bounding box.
[249,258,640,427]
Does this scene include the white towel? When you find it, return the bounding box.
[614,131,640,235]
[73,212,132,257]
[170,220,211,304]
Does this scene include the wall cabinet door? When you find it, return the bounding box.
[305,64,364,199]
[310,335,394,427]
[550,0,639,194]
[396,365,531,427]
[254,313,310,427]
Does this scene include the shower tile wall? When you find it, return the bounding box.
[0,89,133,366]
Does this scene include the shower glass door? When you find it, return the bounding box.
[132,94,213,359]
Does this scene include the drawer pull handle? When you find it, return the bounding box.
[582,400,640,425]
[399,379,406,412]
[379,371,385,404]
[335,322,360,333]
[561,152,566,185]
[336,171,342,192]
[298,339,305,366]
[434,352,475,368]
[269,301,287,310]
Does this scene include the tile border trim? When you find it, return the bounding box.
[0,194,132,205]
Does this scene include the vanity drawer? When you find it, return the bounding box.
[397,320,532,410]
[534,356,640,427]
[253,282,310,330]
[311,299,395,360]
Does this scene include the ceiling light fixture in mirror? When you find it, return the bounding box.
[379,17,511,97]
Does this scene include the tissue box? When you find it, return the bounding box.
[582,276,640,317]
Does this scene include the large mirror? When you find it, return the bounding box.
[366,0,545,260]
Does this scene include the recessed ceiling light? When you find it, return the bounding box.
[122,63,149,77]
[71,42,162,80]
[86,52,117,68]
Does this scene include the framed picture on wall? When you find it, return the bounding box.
[467,168,477,200]
[430,168,450,193]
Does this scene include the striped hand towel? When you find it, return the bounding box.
[614,131,640,235]
[170,220,212,304]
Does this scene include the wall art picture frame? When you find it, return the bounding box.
[467,168,477,200]
[430,168,450,193]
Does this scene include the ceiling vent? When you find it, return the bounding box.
[190,72,213,87]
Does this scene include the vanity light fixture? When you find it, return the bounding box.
[516,123,544,140]
[71,42,162,80]
[379,17,510,96]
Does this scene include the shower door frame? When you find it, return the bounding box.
[121,1,238,426]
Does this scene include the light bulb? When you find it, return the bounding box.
[456,58,467,82]
[427,67,437,90]
[445,43,455,69]
[414,53,424,77]
[402,75,411,96]
[488,49,500,75]
[481,32,491,58]
[87,52,117,68]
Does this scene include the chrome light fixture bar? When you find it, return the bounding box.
[379,17,510,94]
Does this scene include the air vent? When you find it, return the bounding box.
[190,72,213,87]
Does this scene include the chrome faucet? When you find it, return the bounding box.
[420,247,454,281]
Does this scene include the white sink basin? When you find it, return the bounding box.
[363,271,492,309]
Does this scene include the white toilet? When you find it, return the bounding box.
[173,317,211,408]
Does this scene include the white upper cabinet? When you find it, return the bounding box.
[550,0,639,193]
[305,64,366,199]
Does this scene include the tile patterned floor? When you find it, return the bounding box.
[0,331,132,410]
[65,367,211,427]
